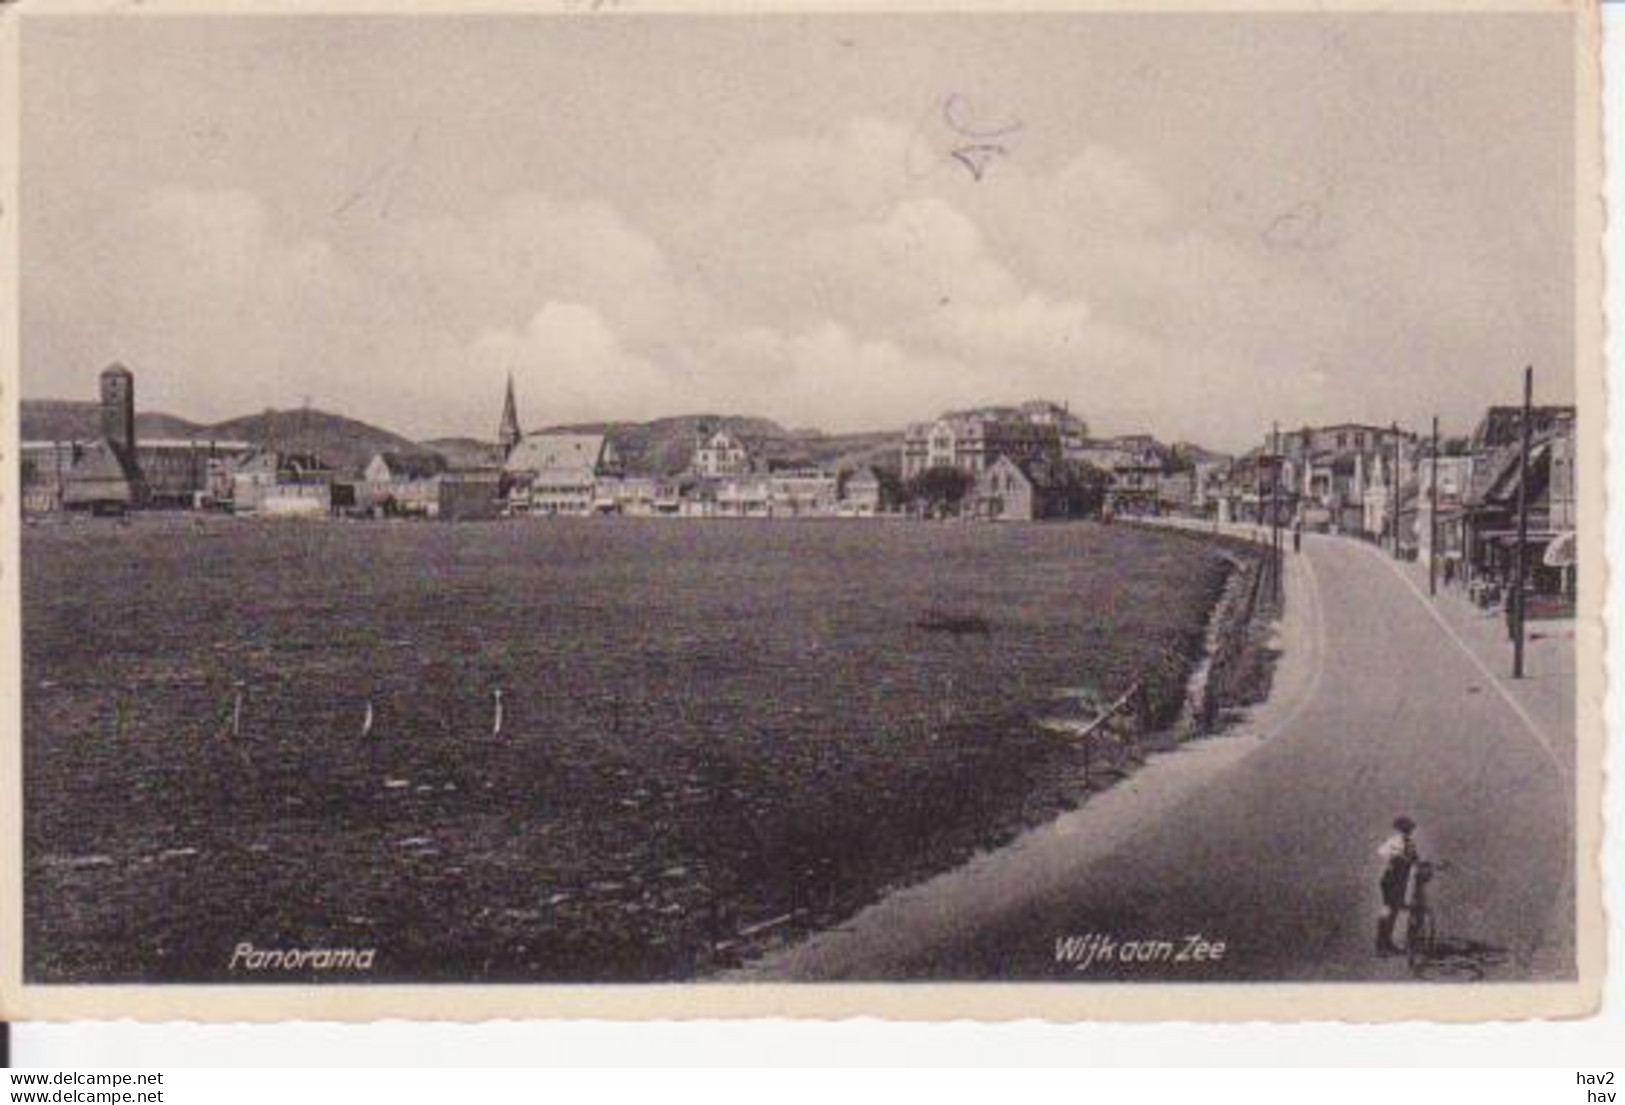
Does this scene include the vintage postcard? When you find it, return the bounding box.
[0,0,1605,1021]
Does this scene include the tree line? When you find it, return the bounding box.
[874,459,1113,518]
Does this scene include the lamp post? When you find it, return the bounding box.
[1429,415,1440,596]
[1511,367,1534,679]
[1390,422,1401,558]
[1271,422,1282,601]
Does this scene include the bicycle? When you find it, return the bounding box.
[1404,860,1509,981]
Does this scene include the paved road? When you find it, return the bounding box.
[756,531,1576,982]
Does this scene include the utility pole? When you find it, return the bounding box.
[1390,422,1401,558]
[1512,366,1534,679]
[1271,422,1283,602]
[1428,415,1440,596]
[1254,436,1263,548]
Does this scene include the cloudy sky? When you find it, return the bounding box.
[21,13,1575,449]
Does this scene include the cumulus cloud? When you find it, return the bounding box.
[30,113,1367,444]
[804,196,1020,324]
[709,117,924,232]
[469,300,679,425]
[409,111,1208,434]
[61,185,411,424]
[707,322,958,428]
[23,19,1575,449]
[363,191,689,347]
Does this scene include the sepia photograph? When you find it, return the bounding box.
[0,0,1604,1021]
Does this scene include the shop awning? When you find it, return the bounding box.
[1474,529,1560,539]
[1543,530,1577,567]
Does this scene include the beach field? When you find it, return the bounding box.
[22,517,1235,982]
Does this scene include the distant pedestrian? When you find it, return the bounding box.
[1292,524,1303,554]
[1376,816,1419,956]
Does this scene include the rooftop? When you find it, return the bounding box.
[505,433,613,475]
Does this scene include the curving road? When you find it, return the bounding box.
[749,531,1577,982]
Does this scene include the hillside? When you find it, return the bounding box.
[821,434,905,476]
[543,415,784,477]
[206,409,420,476]
[420,437,506,471]
[20,400,419,477]
[1168,441,1233,468]
[22,397,1218,482]
[21,400,205,443]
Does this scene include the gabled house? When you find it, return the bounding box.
[692,428,754,478]
[902,408,1070,479]
[592,475,683,516]
[363,451,452,517]
[503,433,623,516]
[971,455,1096,521]
[711,476,773,518]
[1104,457,1162,518]
[230,450,336,517]
[1411,453,1476,573]
[766,468,839,517]
[974,455,1045,520]
[61,439,145,514]
[840,467,884,516]
[1067,437,1166,519]
[1461,407,1577,603]
[1156,469,1198,515]
[1264,423,1416,535]
[36,363,149,514]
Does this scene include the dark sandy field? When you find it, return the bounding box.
[22,516,1235,982]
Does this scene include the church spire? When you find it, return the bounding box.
[498,373,522,456]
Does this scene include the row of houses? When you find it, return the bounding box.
[901,403,1174,521]
[21,366,897,522]
[479,382,885,519]
[20,365,258,515]
[18,365,509,521]
[495,429,882,518]
[21,370,1579,608]
[18,372,1195,527]
[903,396,1578,611]
[902,401,1084,479]
[1210,422,1418,535]
[1184,412,1578,608]
[1417,407,1577,606]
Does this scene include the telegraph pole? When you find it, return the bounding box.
[1271,422,1283,602]
[1254,436,1264,548]
[1389,422,1401,557]
[1512,366,1534,679]
[1428,415,1440,596]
